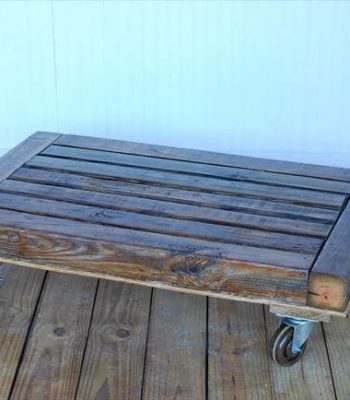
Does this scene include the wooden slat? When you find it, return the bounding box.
[142,290,206,400]
[0,264,46,399]
[208,301,272,400]
[76,281,152,400]
[54,133,350,183]
[0,132,60,183]
[0,191,325,253]
[323,317,350,399]
[0,209,313,270]
[0,181,332,240]
[265,309,336,399]
[0,210,311,306]
[9,272,97,400]
[12,168,340,223]
[26,156,347,209]
[308,200,350,311]
[43,144,350,194]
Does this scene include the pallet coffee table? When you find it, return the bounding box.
[0,132,349,366]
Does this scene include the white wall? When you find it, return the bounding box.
[0,1,349,167]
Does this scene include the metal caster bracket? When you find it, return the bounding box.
[277,315,316,353]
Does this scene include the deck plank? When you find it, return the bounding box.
[12,168,340,223]
[9,272,97,400]
[0,267,346,399]
[54,134,350,183]
[0,264,46,400]
[76,281,152,400]
[323,317,350,399]
[208,300,272,400]
[264,309,336,400]
[142,290,206,400]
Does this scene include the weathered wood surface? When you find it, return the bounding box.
[1,132,350,312]
[208,301,271,399]
[0,180,332,239]
[54,133,350,182]
[43,144,350,194]
[0,132,60,183]
[0,266,346,400]
[142,290,206,400]
[308,200,350,312]
[9,272,97,400]
[0,191,324,253]
[323,316,350,399]
[25,155,347,208]
[76,281,152,400]
[12,168,340,223]
[0,210,311,306]
[0,264,46,399]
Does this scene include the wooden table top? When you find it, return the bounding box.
[0,132,349,313]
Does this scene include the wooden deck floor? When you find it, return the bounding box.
[0,264,349,400]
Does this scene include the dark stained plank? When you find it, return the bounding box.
[208,300,272,400]
[12,168,340,223]
[0,264,46,399]
[0,191,325,253]
[76,281,152,400]
[43,145,350,194]
[54,133,350,182]
[0,132,60,182]
[323,317,350,399]
[265,309,336,399]
[1,179,333,238]
[142,290,206,400]
[0,210,311,306]
[308,200,350,311]
[26,156,347,209]
[9,272,97,400]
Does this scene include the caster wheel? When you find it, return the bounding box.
[269,323,307,367]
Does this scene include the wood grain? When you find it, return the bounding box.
[54,134,350,182]
[44,144,350,193]
[0,191,325,253]
[0,132,60,183]
[269,304,332,321]
[0,179,332,238]
[208,300,272,400]
[76,281,152,400]
[308,200,350,311]
[0,210,311,306]
[26,155,347,209]
[12,168,340,223]
[9,272,97,400]
[323,317,350,399]
[0,264,46,399]
[142,290,206,400]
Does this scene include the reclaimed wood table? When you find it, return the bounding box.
[0,131,349,366]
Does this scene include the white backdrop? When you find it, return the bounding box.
[1,1,349,167]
